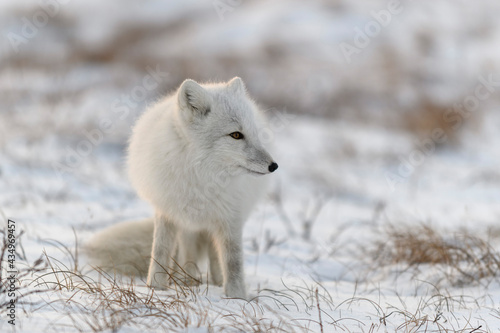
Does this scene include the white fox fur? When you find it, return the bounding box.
[85,218,219,284]
[85,219,153,277]
[86,77,277,298]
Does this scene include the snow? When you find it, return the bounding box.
[2,0,500,332]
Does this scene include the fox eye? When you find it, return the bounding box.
[229,132,244,140]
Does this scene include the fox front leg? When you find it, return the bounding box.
[208,234,223,286]
[147,213,178,289]
[216,226,246,298]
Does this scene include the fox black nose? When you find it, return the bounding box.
[268,162,278,173]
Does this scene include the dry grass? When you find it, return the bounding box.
[27,236,307,332]
[2,221,499,332]
[0,221,49,316]
[372,224,500,286]
[402,100,482,146]
[0,219,306,332]
[403,102,453,141]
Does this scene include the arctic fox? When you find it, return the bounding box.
[87,77,278,298]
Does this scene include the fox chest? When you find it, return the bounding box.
[158,172,247,230]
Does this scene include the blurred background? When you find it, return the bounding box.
[2,0,500,140]
[2,0,500,231]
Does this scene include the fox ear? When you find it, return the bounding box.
[178,79,211,118]
[227,77,246,94]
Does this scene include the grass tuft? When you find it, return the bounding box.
[372,224,500,286]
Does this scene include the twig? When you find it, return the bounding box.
[315,288,324,333]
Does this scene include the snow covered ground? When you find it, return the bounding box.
[2,0,500,332]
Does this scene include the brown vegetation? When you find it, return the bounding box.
[372,224,500,286]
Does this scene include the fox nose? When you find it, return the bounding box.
[268,162,278,173]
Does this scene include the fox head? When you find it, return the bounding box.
[176,77,278,176]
